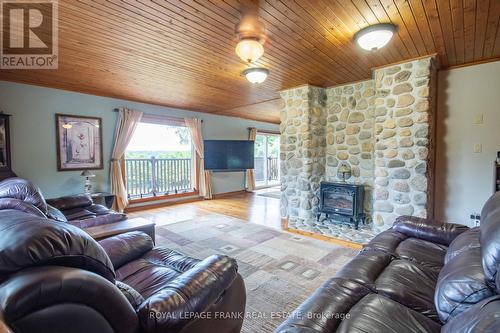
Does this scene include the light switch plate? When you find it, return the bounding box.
[473,144,482,153]
[473,114,484,124]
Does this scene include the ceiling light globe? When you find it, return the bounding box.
[243,67,269,84]
[235,38,264,63]
[354,23,396,51]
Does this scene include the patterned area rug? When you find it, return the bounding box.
[155,214,358,333]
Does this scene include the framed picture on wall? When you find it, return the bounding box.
[56,114,103,171]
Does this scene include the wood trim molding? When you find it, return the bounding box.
[125,195,202,213]
[285,227,363,250]
[211,190,247,199]
[129,190,199,204]
[443,56,500,70]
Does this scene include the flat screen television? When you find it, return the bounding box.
[204,140,254,171]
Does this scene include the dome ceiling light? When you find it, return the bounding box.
[242,67,269,84]
[354,23,397,51]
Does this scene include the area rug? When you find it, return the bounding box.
[155,214,358,333]
[257,191,281,199]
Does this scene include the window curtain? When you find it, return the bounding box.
[184,118,212,199]
[245,127,257,191]
[110,108,143,212]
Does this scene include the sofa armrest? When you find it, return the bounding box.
[98,231,154,269]
[393,216,469,246]
[0,266,138,333]
[138,254,239,333]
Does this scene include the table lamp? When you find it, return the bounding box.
[81,170,96,194]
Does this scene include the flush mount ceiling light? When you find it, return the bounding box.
[243,67,269,84]
[354,23,397,51]
[235,12,266,63]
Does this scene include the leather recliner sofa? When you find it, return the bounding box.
[0,177,126,228]
[0,209,246,332]
[275,191,500,333]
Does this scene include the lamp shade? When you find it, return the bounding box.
[242,67,269,84]
[354,23,396,51]
[235,38,264,63]
[80,170,96,177]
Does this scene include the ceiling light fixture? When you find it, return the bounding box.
[354,23,396,51]
[235,38,264,63]
[243,67,269,84]
[235,13,266,63]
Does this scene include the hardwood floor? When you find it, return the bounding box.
[128,189,283,230]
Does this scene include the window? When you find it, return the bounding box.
[254,133,280,188]
[125,116,196,200]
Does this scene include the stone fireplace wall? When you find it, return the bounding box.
[371,58,436,231]
[279,85,326,222]
[325,80,376,216]
[280,57,437,235]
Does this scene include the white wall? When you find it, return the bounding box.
[435,61,500,225]
[0,81,279,198]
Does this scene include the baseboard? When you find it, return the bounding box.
[211,190,247,199]
[125,196,202,213]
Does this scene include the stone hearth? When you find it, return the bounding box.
[280,57,437,244]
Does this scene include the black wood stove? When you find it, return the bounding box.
[317,181,365,230]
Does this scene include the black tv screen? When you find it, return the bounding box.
[204,140,254,171]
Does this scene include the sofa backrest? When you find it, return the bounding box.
[0,178,47,215]
[480,191,500,292]
[0,210,115,283]
[46,195,93,211]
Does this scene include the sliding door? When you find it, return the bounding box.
[254,133,280,188]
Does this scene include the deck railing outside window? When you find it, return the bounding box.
[125,157,193,198]
[254,157,279,183]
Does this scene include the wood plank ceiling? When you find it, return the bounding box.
[1,0,499,124]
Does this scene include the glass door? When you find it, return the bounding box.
[255,133,280,188]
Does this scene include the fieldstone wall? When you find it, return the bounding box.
[325,80,376,215]
[372,58,436,232]
[279,56,436,236]
[279,85,327,224]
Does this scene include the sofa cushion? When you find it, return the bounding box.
[46,195,93,211]
[0,198,46,218]
[0,177,48,214]
[445,228,480,264]
[69,213,126,229]
[116,280,145,309]
[273,278,372,333]
[336,249,440,321]
[63,208,96,221]
[337,294,441,333]
[435,247,494,323]
[364,229,447,270]
[0,210,115,282]
[479,194,500,289]
[99,231,154,269]
[441,296,500,333]
[115,247,201,299]
[46,204,68,222]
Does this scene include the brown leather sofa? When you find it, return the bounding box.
[0,177,126,228]
[0,209,246,333]
[275,191,500,333]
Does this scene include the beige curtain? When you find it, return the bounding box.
[110,108,143,212]
[185,118,212,199]
[246,127,257,191]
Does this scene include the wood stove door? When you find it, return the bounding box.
[321,188,355,216]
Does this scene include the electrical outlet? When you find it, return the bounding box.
[473,114,484,124]
[473,144,482,153]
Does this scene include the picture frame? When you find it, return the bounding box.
[56,114,103,171]
[0,114,12,173]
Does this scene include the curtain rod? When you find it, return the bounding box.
[248,127,280,135]
[113,108,203,122]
